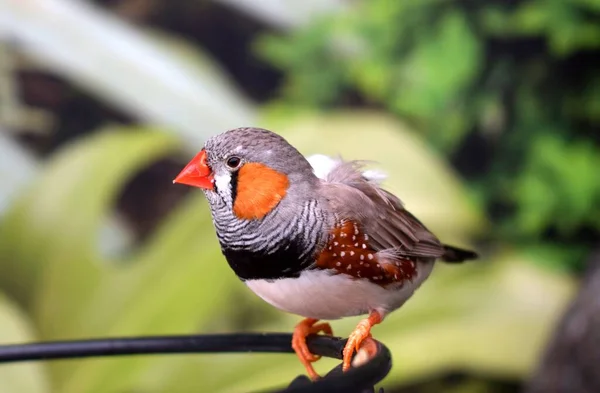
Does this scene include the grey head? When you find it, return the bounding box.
[197,127,332,280]
[202,127,319,208]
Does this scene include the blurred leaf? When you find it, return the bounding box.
[392,11,480,116]
[521,244,589,272]
[0,0,256,150]
[0,127,177,310]
[565,76,600,122]
[258,2,481,152]
[378,253,575,384]
[0,127,243,393]
[0,129,37,215]
[513,133,600,237]
[574,0,600,12]
[501,1,600,54]
[259,0,600,271]
[0,128,133,259]
[256,21,348,106]
[265,110,486,242]
[511,1,549,35]
[216,0,347,30]
[56,196,235,393]
[0,292,50,393]
[390,11,481,150]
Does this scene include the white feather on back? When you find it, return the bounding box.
[306,154,387,183]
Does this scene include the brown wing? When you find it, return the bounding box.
[319,160,445,260]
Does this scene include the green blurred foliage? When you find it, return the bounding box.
[0,0,592,392]
[257,0,600,272]
[0,293,49,393]
[0,114,576,393]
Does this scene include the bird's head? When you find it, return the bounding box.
[173,127,317,220]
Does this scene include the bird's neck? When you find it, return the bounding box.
[210,197,330,280]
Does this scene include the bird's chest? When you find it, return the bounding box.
[212,198,328,281]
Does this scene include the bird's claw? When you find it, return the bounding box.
[342,323,372,371]
[292,318,334,380]
[342,311,382,371]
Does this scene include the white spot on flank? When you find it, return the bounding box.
[350,251,355,256]
[376,263,380,268]
[362,244,367,249]
[368,254,374,260]
[360,255,364,260]
[352,235,356,241]
[333,253,337,257]
[334,242,339,246]
[346,265,352,271]
[340,251,346,257]
[336,262,341,267]
[354,243,359,247]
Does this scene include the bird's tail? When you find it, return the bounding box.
[441,245,478,263]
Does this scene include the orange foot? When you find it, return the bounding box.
[342,310,383,371]
[292,318,334,380]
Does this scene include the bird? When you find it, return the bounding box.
[173,127,478,380]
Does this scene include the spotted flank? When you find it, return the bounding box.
[316,220,418,286]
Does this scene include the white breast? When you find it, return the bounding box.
[245,262,434,320]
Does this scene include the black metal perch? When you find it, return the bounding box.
[0,333,391,393]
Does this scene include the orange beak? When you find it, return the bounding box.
[173,149,215,190]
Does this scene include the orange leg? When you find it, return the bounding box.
[342,310,383,371]
[292,318,334,380]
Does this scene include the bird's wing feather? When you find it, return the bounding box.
[319,160,445,259]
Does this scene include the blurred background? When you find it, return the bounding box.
[0,1,598,392]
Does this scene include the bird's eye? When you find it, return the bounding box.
[226,156,241,169]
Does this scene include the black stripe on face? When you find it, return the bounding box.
[230,169,239,206]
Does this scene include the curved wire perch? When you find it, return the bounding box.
[0,333,391,393]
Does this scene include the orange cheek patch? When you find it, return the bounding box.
[233,163,290,220]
